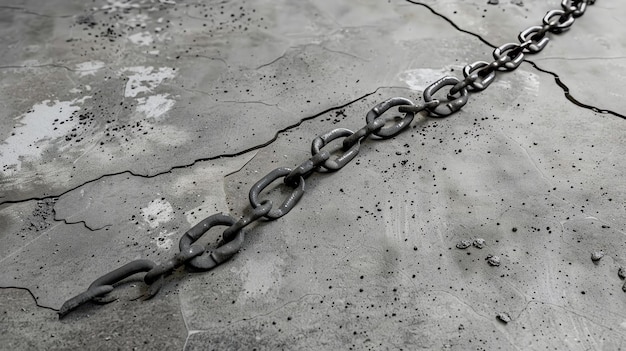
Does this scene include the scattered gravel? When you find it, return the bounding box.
[456,240,472,249]
[496,312,511,323]
[591,251,605,262]
[486,255,501,266]
[473,238,486,249]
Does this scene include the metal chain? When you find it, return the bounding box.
[410,0,597,117]
[59,0,596,318]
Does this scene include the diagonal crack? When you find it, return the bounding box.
[0,286,58,312]
[255,43,367,71]
[404,0,626,120]
[534,55,626,61]
[0,63,77,71]
[53,210,111,231]
[0,88,383,207]
[404,0,498,48]
[0,5,74,18]
[526,60,626,119]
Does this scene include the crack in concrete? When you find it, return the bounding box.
[534,55,626,62]
[0,5,75,18]
[256,54,287,70]
[254,43,368,70]
[181,90,285,110]
[254,44,370,70]
[0,87,381,206]
[179,294,197,351]
[219,100,280,107]
[0,63,78,71]
[53,211,112,231]
[177,54,229,68]
[525,60,626,119]
[223,151,259,179]
[404,0,626,120]
[515,299,626,338]
[0,286,58,312]
[320,45,369,62]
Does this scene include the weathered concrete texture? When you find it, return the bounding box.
[1,0,625,350]
[1,286,187,350]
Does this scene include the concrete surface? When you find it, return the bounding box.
[1,0,625,349]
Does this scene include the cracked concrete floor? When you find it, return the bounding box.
[1,0,625,349]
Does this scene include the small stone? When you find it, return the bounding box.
[496,312,511,323]
[487,0,499,4]
[473,238,486,249]
[619,267,626,280]
[486,255,501,266]
[456,240,472,249]
[591,251,605,262]
[622,281,626,293]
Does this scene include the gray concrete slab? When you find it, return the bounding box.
[1,0,625,350]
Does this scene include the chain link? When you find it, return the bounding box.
[311,128,361,171]
[249,167,305,219]
[364,97,416,138]
[59,0,596,318]
[518,26,550,53]
[424,76,470,117]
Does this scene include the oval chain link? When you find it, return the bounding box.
[518,26,550,53]
[311,128,361,171]
[178,213,240,271]
[364,97,416,138]
[249,167,305,219]
[423,76,469,117]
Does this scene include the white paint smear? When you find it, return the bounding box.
[128,31,154,46]
[397,68,451,91]
[141,198,174,228]
[153,230,175,250]
[0,97,91,173]
[136,94,175,119]
[101,0,140,12]
[75,61,105,76]
[122,66,176,98]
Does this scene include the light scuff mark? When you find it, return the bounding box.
[127,31,154,46]
[121,66,176,98]
[136,94,176,119]
[74,61,105,76]
[141,198,174,229]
